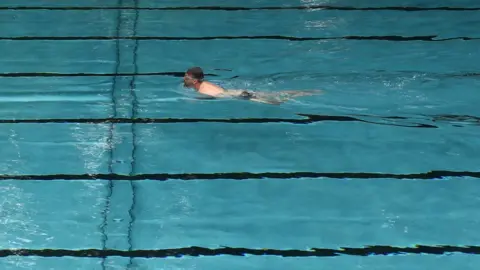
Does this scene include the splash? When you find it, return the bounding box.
[69,124,111,175]
[69,124,111,211]
[0,129,25,175]
[0,183,51,268]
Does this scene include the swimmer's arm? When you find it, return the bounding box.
[223,90,281,104]
[194,96,216,100]
[222,90,247,96]
[229,89,323,103]
[226,89,323,95]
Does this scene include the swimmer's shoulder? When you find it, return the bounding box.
[198,81,226,96]
[202,81,224,90]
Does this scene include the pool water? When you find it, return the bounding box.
[0,0,479,269]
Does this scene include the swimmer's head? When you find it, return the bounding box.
[184,67,204,89]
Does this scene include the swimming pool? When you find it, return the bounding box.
[1,0,480,269]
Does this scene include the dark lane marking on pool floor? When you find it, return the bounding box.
[0,72,478,78]
[1,114,478,128]
[0,170,479,181]
[1,6,479,11]
[430,114,480,123]
[0,115,443,129]
[0,245,479,258]
[0,72,218,78]
[1,35,479,41]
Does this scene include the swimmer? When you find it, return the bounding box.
[183,67,322,105]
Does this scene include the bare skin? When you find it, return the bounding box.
[183,73,322,105]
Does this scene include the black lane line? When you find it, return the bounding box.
[3,115,474,128]
[126,0,140,268]
[0,245,479,258]
[1,35,479,41]
[0,72,218,77]
[296,114,438,128]
[0,71,478,78]
[432,114,480,122]
[0,171,479,181]
[2,114,478,128]
[100,1,123,269]
[1,6,479,11]
[449,72,480,77]
[0,115,443,129]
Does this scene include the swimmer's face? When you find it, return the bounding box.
[183,73,197,88]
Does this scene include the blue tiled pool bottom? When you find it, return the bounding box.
[1,0,480,269]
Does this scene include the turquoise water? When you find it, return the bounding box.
[1,0,480,269]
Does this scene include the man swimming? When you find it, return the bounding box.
[183,67,321,105]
